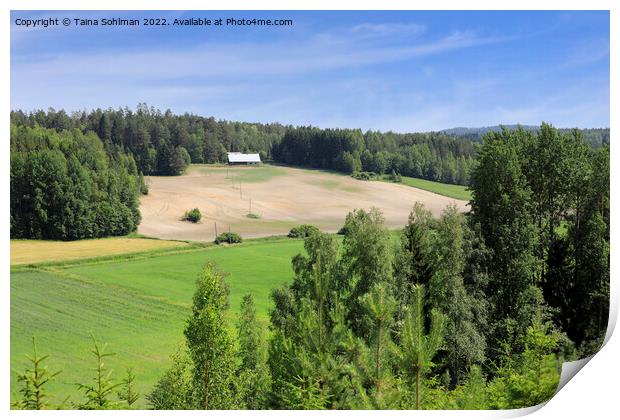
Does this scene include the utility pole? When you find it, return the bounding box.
[240,181,242,199]
[214,221,218,237]
[249,198,252,215]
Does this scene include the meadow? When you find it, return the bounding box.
[397,176,472,201]
[10,237,307,406]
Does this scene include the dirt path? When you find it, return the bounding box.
[138,165,468,241]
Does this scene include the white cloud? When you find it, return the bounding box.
[350,22,426,37]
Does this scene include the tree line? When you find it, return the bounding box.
[272,127,477,185]
[444,125,610,149]
[11,106,477,185]
[10,124,143,240]
[10,105,287,176]
[11,106,608,191]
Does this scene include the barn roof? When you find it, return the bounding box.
[227,152,261,163]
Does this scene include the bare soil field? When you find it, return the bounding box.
[138,165,468,241]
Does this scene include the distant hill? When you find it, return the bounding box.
[441,125,609,148]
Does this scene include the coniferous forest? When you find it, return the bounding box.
[10,106,610,409]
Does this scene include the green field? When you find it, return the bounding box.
[194,164,287,183]
[398,176,472,201]
[10,238,306,407]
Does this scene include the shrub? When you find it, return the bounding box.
[182,208,201,223]
[351,171,378,181]
[138,173,149,195]
[387,169,402,183]
[288,224,320,238]
[215,232,242,245]
[337,225,349,235]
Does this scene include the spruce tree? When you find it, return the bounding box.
[13,337,61,410]
[76,335,121,410]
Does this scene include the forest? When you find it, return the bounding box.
[11,106,609,193]
[10,124,143,240]
[11,123,610,410]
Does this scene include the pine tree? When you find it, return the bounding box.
[396,285,446,409]
[359,282,397,406]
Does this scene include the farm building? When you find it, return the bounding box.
[227,152,261,165]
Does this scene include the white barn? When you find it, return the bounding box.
[227,152,261,165]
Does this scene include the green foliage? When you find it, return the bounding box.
[469,127,542,357]
[138,172,149,195]
[147,345,194,409]
[12,337,61,410]
[394,203,435,312]
[214,232,243,245]
[117,368,140,408]
[184,263,239,409]
[387,169,402,183]
[75,335,121,410]
[351,171,379,181]
[341,208,393,336]
[182,208,202,223]
[11,105,284,175]
[429,205,486,385]
[10,124,141,240]
[396,285,447,409]
[486,318,561,409]
[470,123,609,359]
[358,283,397,406]
[288,224,320,238]
[274,126,476,185]
[236,294,271,409]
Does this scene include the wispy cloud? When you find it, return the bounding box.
[12,30,498,83]
[10,11,609,130]
[350,22,426,37]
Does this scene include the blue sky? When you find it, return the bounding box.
[11,10,609,131]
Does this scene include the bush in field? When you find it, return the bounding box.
[351,171,378,181]
[215,232,242,245]
[287,224,320,238]
[387,169,402,183]
[182,208,201,223]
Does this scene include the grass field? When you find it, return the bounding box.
[10,238,306,407]
[398,176,472,201]
[194,164,287,183]
[10,237,188,265]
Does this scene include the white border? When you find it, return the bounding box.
[3,1,616,419]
